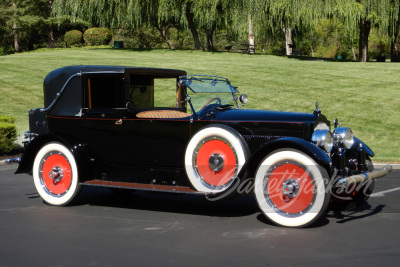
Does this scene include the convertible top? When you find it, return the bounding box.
[43,65,186,108]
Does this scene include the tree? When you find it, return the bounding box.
[388,0,400,62]
[250,0,323,56]
[183,0,201,50]
[326,0,394,62]
[52,0,182,49]
[47,0,55,48]
[189,0,231,51]
[0,0,52,52]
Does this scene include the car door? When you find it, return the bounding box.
[82,72,192,183]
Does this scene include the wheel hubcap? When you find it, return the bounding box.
[194,137,238,188]
[282,179,300,199]
[49,166,64,183]
[209,153,224,173]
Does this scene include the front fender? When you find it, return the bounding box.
[353,137,374,157]
[238,137,331,180]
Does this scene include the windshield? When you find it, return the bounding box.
[180,75,240,115]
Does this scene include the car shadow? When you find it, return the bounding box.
[326,203,386,224]
[75,186,260,218]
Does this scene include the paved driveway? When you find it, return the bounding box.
[0,165,399,266]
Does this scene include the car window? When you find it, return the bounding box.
[86,74,125,109]
[154,78,178,108]
[128,75,178,109]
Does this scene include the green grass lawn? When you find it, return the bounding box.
[0,47,399,162]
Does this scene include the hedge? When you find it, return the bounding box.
[64,30,83,47]
[83,28,112,46]
[0,115,16,124]
[0,120,17,154]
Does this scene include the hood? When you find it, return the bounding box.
[212,108,319,124]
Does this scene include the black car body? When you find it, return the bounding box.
[16,66,392,227]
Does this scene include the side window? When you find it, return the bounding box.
[128,76,154,109]
[86,74,125,109]
[128,75,179,109]
[154,78,179,108]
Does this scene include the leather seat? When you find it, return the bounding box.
[136,110,191,119]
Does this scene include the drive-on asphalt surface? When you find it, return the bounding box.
[0,164,399,267]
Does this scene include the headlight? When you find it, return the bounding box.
[333,127,354,149]
[239,94,248,104]
[312,129,333,153]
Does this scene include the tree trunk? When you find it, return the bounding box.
[359,18,371,62]
[185,2,201,50]
[47,0,55,48]
[157,25,175,49]
[390,7,400,62]
[205,25,215,51]
[13,23,20,53]
[48,26,55,48]
[206,30,213,51]
[352,46,357,61]
[248,14,255,54]
[282,21,293,56]
[391,32,400,62]
[12,2,20,53]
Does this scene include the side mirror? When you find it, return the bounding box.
[182,96,191,103]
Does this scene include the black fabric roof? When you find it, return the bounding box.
[43,65,186,108]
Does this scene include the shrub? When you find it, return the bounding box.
[64,30,83,47]
[0,45,14,56]
[0,115,16,124]
[83,28,112,46]
[0,118,17,154]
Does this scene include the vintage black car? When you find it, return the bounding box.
[16,65,392,227]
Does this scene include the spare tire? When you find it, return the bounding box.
[185,125,249,193]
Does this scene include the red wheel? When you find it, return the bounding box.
[255,149,330,227]
[41,153,72,195]
[185,125,249,193]
[266,163,315,215]
[33,143,81,206]
[196,139,237,186]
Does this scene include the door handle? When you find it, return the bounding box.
[115,119,123,125]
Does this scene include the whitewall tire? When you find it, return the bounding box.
[185,125,249,193]
[33,142,81,206]
[254,149,330,227]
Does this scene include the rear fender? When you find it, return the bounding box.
[15,134,90,178]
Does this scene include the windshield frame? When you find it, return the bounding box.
[179,75,241,118]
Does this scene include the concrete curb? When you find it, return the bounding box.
[373,163,400,170]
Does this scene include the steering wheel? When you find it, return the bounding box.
[200,97,221,110]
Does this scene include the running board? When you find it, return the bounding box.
[81,180,203,194]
